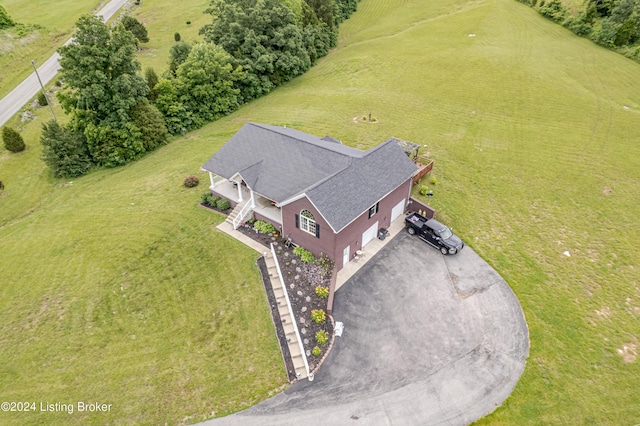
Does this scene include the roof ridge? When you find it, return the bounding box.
[249,122,364,158]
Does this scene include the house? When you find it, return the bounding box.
[202,123,419,271]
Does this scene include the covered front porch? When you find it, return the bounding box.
[206,172,282,227]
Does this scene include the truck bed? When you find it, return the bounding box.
[406,212,427,228]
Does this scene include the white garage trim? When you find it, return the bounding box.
[391,199,405,223]
[362,222,379,248]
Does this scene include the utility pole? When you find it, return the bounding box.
[31,60,56,121]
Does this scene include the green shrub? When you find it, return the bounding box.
[183,175,199,187]
[315,286,329,299]
[2,126,26,153]
[208,195,220,206]
[293,246,314,263]
[419,185,428,196]
[429,176,438,185]
[37,92,48,106]
[312,346,321,357]
[174,32,181,42]
[315,330,328,346]
[253,220,275,234]
[311,309,326,324]
[216,198,230,211]
[0,5,15,29]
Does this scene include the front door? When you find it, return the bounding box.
[343,245,350,266]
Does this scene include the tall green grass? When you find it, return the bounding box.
[1,0,639,424]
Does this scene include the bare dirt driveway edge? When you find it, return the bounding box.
[201,232,529,425]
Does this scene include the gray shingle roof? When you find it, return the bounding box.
[202,123,418,232]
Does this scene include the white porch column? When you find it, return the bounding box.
[209,172,215,188]
[250,188,256,208]
[237,182,243,202]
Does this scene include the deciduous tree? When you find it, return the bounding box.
[201,0,311,100]
[57,15,151,167]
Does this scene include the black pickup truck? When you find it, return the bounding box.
[405,212,464,255]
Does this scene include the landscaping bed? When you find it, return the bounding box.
[237,220,334,374]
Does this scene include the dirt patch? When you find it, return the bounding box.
[617,342,637,363]
[602,187,613,195]
[595,306,612,320]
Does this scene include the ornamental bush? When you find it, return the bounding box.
[253,220,275,234]
[312,346,321,357]
[315,286,329,299]
[293,246,314,263]
[2,126,26,153]
[183,175,199,187]
[216,198,230,211]
[311,309,326,324]
[315,330,328,346]
[419,185,428,196]
[201,193,220,206]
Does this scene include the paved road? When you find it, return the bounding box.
[0,0,130,127]
[202,232,529,425]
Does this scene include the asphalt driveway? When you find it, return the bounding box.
[203,232,529,425]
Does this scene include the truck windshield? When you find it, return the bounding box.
[438,228,453,240]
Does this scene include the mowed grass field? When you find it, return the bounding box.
[1,0,640,425]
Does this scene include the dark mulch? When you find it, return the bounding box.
[199,202,231,215]
[256,256,296,382]
[237,223,333,373]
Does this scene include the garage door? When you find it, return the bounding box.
[362,222,378,248]
[391,199,405,222]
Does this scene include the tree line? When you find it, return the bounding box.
[40,0,360,178]
[521,0,640,60]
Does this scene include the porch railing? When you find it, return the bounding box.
[232,201,253,230]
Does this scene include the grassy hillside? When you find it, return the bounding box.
[0,1,107,98]
[1,0,639,424]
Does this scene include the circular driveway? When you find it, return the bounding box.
[204,232,529,425]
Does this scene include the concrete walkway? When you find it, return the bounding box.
[201,231,529,426]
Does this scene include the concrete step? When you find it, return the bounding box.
[273,288,284,299]
[280,312,291,324]
[283,322,295,336]
[277,304,290,317]
[288,343,302,357]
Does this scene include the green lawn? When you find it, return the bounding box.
[1,0,640,424]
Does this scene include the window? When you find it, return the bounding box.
[368,202,379,218]
[300,210,316,235]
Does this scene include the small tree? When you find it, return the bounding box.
[2,126,25,152]
[37,92,48,106]
[169,41,191,75]
[121,16,149,44]
[40,121,93,178]
[144,67,159,100]
[130,100,168,152]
